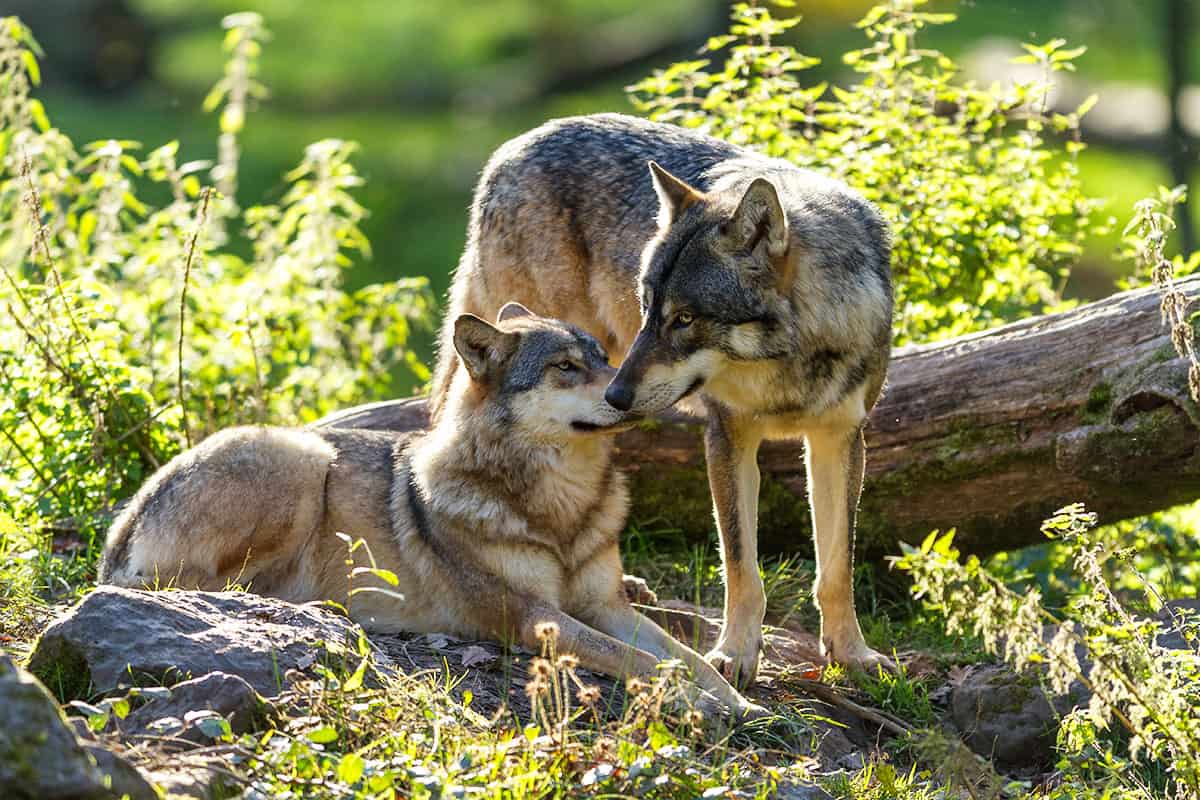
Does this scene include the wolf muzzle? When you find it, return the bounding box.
[604,380,635,412]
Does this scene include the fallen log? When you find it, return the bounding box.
[315,277,1200,558]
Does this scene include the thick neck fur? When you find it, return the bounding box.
[410,375,617,542]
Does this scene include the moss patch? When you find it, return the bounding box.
[1082,381,1113,423]
[25,635,93,703]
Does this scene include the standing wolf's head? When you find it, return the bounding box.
[605,162,795,414]
[451,303,632,440]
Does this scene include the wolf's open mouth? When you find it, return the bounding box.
[570,421,603,431]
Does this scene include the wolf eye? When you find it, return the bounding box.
[556,361,577,372]
[674,311,694,328]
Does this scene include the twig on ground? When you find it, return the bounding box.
[793,677,913,737]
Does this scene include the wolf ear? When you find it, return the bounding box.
[649,161,701,221]
[453,314,516,382]
[727,178,789,259]
[496,301,534,324]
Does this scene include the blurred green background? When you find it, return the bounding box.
[14,0,1198,364]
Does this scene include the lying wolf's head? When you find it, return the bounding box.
[605,161,793,414]
[452,303,631,440]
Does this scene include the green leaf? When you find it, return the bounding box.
[337,752,365,785]
[220,106,244,135]
[193,714,232,741]
[919,530,939,555]
[307,725,338,744]
[350,566,399,587]
[69,701,109,733]
[21,50,40,85]
[648,720,676,750]
[103,697,130,720]
[341,654,370,692]
[933,529,957,557]
[78,211,97,255]
[28,99,50,133]
[202,83,227,113]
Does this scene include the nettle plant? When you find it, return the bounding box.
[895,507,1200,800]
[0,15,433,576]
[628,0,1105,344]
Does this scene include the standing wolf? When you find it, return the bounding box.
[431,113,894,685]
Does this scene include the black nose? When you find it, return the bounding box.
[605,382,634,412]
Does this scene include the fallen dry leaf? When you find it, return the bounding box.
[460,645,498,669]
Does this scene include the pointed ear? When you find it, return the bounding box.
[649,161,701,222]
[453,314,516,382]
[496,301,534,324]
[726,178,789,259]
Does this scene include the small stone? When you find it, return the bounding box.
[117,671,274,743]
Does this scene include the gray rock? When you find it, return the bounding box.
[117,671,274,743]
[27,586,393,698]
[147,764,230,800]
[0,652,154,800]
[950,600,1200,771]
[82,742,160,800]
[1156,598,1200,652]
[776,781,834,799]
[947,664,1083,768]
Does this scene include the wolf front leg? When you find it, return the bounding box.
[585,602,767,720]
[702,404,766,689]
[805,424,895,672]
[506,600,742,720]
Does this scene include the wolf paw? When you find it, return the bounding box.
[621,574,658,606]
[704,642,761,690]
[822,638,897,674]
[670,688,768,727]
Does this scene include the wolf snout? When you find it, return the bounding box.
[604,381,634,412]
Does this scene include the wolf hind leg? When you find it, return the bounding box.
[101,428,333,595]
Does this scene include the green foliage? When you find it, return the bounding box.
[628,0,1104,344]
[855,661,935,727]
[1119,184,1200,403]
[0,14,433,595]
[1119,185,1200,290]
[227,639,788,799]
[989,504,1200,612]
[895,508,1200,800]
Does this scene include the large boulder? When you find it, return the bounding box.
[0,653,155,800]
[28,586,393,698]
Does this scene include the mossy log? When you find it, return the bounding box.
[316,276,1200,558]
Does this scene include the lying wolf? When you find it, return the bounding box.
[99,304,762,719]
[430,113,895,685]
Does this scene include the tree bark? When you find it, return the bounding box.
[315,277,1200,558]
